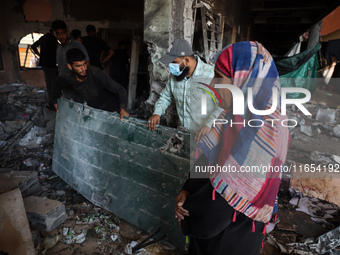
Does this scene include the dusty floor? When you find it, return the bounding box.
[1,84,340,255]
[261,87,340,254]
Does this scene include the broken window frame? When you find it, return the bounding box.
[18,32,43,69]
[193,1,224,64]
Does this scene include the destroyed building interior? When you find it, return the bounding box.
[1,0,340,254]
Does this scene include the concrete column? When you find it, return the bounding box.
[144,0,193,107]
[0,2,21,84]
[127,33,141,110]
[144,0,172,106]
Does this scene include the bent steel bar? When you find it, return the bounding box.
[52,98,190,249]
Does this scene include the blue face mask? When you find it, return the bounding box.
[169,59,186,76]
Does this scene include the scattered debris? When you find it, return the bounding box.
[161,133,184,153]
[23,196,68,232]
[1,83,340,254]
[268,226,340,254]
[289,194,338,226]
[315,108,337,123]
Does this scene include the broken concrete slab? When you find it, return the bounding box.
[300,125,321,137]
[52,98,189,250]
[23,196,68,232]
[315,108,336,123]
[0,171,39,197]
[0,188,35,255]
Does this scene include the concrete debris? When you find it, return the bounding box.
[332,155,340,164]
[268,226,340,254]
[0,189,35,255]
[289,195,338,226]
[0,84,18,94]
[23,196,68,232]
[0,170,40,197]
[316,108,336,123]
[161,133,184,153]
[125,241,148,255]
[309,151,339,164]
[300,125,321,136]
[19,126,53,148]
[61,228,87,244]
[290,115,306,127]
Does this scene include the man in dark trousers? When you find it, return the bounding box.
[82,24,114,70]
[52,48,129,120]
[31,28,59,110]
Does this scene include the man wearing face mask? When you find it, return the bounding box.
[147,39,223,141]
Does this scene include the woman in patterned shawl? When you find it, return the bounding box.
[175,41,290,255]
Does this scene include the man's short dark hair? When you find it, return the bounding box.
[66,48,86,64]
[86,25,96,34]
[71,29,81,40]
[52,20,67,31]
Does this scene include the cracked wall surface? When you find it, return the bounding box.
[144,0,249,126]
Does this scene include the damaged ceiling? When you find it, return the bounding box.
[249,0,340,55]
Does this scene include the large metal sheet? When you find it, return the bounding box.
[52,98,190,249]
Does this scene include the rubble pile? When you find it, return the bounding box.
[0,83,179,255]
[262,96,340,254]
[1,82,340,254]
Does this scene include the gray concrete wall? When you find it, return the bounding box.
[144,0,195,126]
[144,0,249,118]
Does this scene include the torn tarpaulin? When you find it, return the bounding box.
[268,226,340,254]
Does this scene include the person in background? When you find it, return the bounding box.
[52,20,89,77]
[31,28,59,110]
[71,29,82,43]
[52,48,129,120]
[82,24,114,70]
[331,55,337,64]
[52,19,90,102]
[110,40,130,91]
[319,56,327,69]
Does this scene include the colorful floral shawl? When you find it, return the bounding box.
[198,41,290,223]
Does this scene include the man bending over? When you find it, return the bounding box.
[52,48,129,120]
